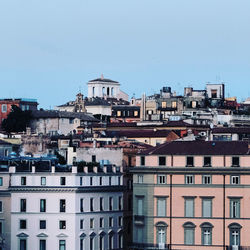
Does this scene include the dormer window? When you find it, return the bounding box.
[186,157,194,167]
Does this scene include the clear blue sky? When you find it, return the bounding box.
[0,0,250,109]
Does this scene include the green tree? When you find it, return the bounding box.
[2,105,33,134]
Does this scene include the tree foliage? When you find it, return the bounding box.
[2,105,33,134]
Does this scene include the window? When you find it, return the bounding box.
[0,201,2,212]
[118,216,123,227]
[119,196,123,210]
[99,217,104,228]
[118,234,123,249]
[171,101,177,108]
[229,223,241,247]
[20,219,27,229]
[59,240,66,250]
[185,175,194,184]
[203,157,211,166]
[232,157,240,167]
[0,177,3,186]
[20,199,26,212]
[137,197,144,215]
[0,221,2,234]
[100,197,104,211]
[109,234,114,249]
[90,237,94,250]
[202,199,212,217]
[140,156,145,166]
[157,175,166,184]
[200,223,213,245]
[20,239,27,250]
[41,177,46,186]
[60,177,66,185]
[90,218,94,229]
[157,226,166,248]
[157,198,166,217]
[109,177,112,186]
[99,235,104,250]
[21,177,26,186]
[109,217,113,227]
[161,102,167,108]
[109,197,113,211]
[231,176,240,185]
[99,177,102,185]
[80,177,83,186]
[1,104,7,113]
[80,219,84,229]
[92,155,96,162]
[185,198,194,217]
[230,199,240,218]
[80,239,85,250]
[40,220,46,229]
[40,239,46,250]
[138,175,143,183]
[80,198,84,212]
[186,157,194,167]
[60,199,66,212]
[183,222,195,245]
[202,175,211,184]
[211,89,217,98]
[40,199,46,212]
[117,111,121,117]
[90,198,94,211]
[59,220,66,229]
[90,177,93,186]
[159,156,166,166]
[134,110,138,116]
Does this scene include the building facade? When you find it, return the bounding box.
[131,141,250,250]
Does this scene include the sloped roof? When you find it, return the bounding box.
[89,78,119,83]
[141,141,249,155]
[106,130,176,138]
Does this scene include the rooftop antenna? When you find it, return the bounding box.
[101,73,104,80]
[216,75,221,83]
[78,85,82,94]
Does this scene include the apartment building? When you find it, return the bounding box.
[131,141,250,250]
[0,160,124,250]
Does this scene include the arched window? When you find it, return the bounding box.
[228,223,242,247]
[155,222,168,249]
[99,231,105,250]
[111,87,114,96]
[200,222,213,245]
[92,87,95,97]
[102,87,105,97]
[107,87,110,96]
[183,222,196,245]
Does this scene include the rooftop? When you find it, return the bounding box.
[141,141,250,155]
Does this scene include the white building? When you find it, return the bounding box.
[87,75,129,101]
[8,163,124,250]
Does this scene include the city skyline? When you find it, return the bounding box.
[0,0,250,108]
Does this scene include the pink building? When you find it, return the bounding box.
[131,141,250,250]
